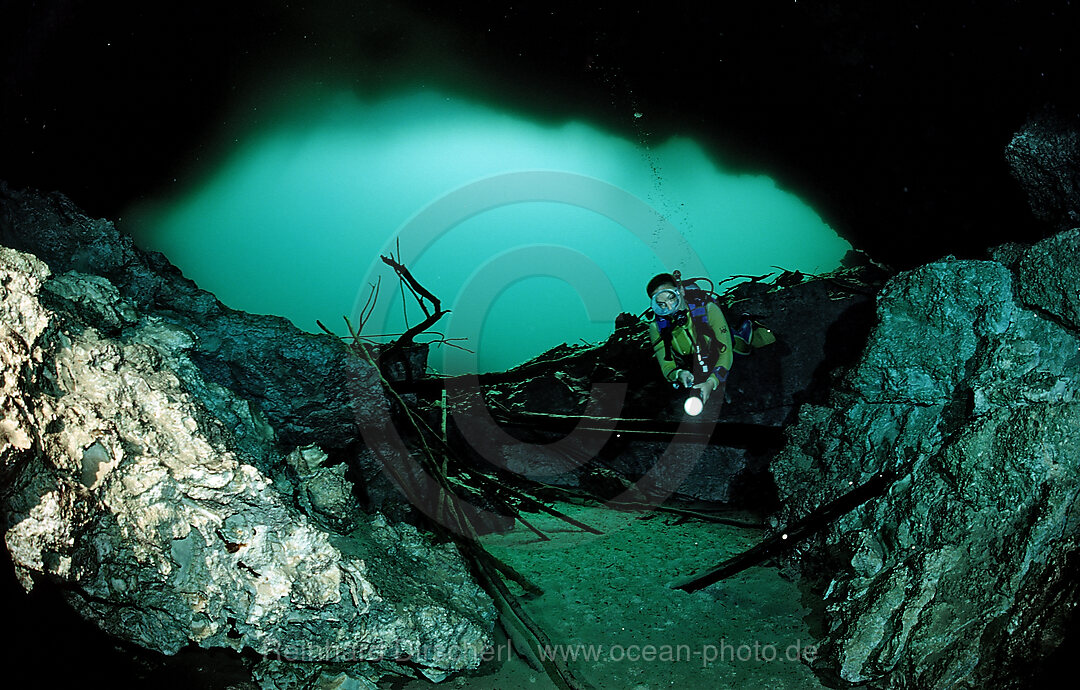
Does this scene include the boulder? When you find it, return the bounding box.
[0,194,496,683]
[1005,109,1080,232]
[770,237,1080,687]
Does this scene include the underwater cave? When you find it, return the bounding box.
[2,2,1080,688]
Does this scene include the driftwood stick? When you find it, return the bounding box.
[315,320,336,337]
[514,512,552,542]
[343,315,362,348]
[527,481,767,530]
[458,535,590,689]
[351,343,594,687]
[359,277,381,330]
[522,499,604,535]
[670,460,914,592]
[716,272,775,286]
[405,410,603,536]
[471,546,543,596]
[381,253,440,310]
[378,254,450,351]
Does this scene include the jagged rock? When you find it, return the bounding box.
[1006,110,1080,231]
[284,445,363,533]
[0,183,384,453]
[0,217,495,679]
[770,235,1080,687]
[1015,228,1080,331]
[252,658,387,689]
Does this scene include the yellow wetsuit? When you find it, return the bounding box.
[649,301,734,389]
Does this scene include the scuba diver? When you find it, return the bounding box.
[646,271,773,415]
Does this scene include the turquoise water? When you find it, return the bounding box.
[125,88,850,374]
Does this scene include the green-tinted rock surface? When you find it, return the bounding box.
[772,236,1080,687]
[0,191,496,686]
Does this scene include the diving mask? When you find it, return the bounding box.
[650,288,681,316]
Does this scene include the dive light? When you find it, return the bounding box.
[683,388,704,416]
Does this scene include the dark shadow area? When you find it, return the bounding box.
[0,543,258,688]
[796,297,878,412]
[1000,548,1080,687]
[3,1,1077,268]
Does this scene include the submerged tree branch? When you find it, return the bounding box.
[669,459,915,592]
[379,253,450,358]
[317,245,468,363]
[350,342,593,689]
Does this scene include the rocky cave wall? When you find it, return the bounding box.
[767,110,1080,688]
[0,184,496,687]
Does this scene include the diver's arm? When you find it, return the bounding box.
[649,321,686,384]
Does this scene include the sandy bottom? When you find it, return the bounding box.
[385,502,826,689]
